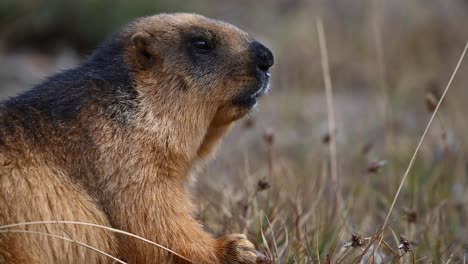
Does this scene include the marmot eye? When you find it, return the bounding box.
[191,37,212,52]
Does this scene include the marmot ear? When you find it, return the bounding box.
[131,31,157,69]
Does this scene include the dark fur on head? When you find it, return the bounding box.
[2,32,136,123]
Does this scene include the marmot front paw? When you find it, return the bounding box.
[216,234,270,264]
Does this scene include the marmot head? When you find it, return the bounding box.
[123,13,274,126]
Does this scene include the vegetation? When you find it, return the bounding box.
[1,0,468,262]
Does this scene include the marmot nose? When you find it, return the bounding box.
[250,41,274,72]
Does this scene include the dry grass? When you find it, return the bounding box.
[0,229,126,263]
[376,40,468,255]
[0,221,194,263]
[316,17,342,210]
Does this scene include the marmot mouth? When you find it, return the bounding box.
[232,77,270,109]
[251,71,271,98]
[251,81,270,98]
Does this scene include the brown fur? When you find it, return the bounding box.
[0,13,273,263]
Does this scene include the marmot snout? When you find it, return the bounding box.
[232,40,274,108]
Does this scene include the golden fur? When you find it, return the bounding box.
[0,13,273,263]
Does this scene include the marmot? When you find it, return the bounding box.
[0,13,273,263]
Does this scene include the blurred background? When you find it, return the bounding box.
[1,0,468,262]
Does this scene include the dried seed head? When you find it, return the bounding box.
[263,128,275,145]
[398,235,412,253]
[344,233,366,248]
[367,160,387,173]
[322,132,331,144]
[402,208,418,224]
[441,131,447,141]
[244,117,255,129]
[425,81,442,113]
[257,178,271,192]
[425,92,438,113]
[361,142,373,155]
